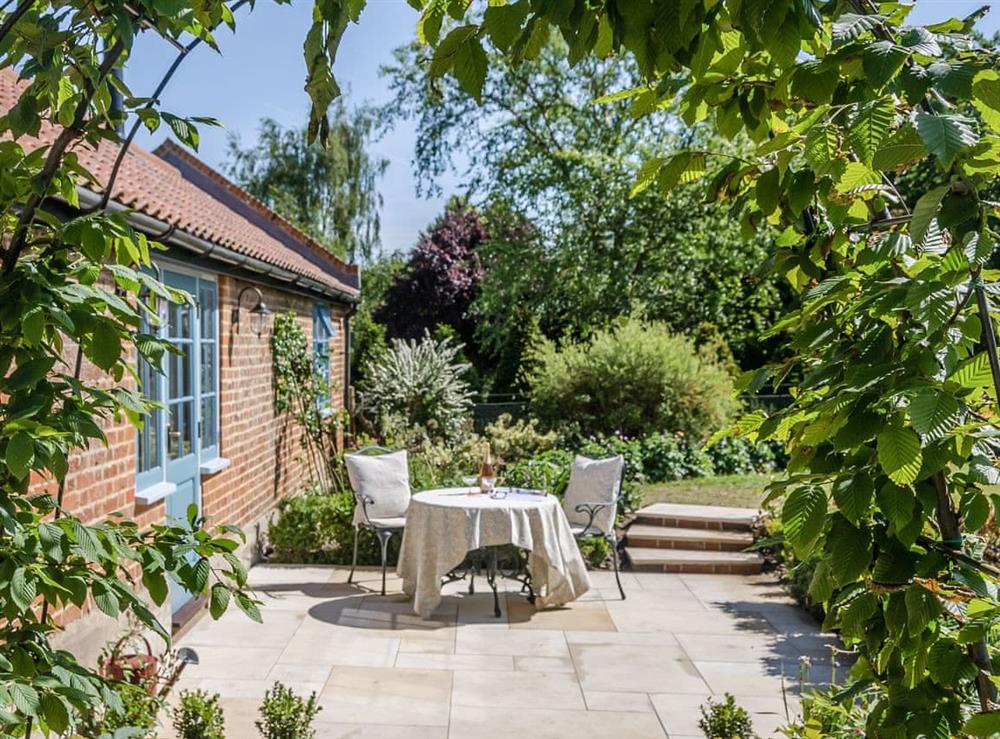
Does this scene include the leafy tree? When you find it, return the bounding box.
[381,40,791,374]
[374,199,487,359]
[403,0,1000,734]
[0,0,356,734]
[225,107,387,262]
[350,254,404,386]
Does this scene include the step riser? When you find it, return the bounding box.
[634,514,753,532]
[631,562,763,575]
[626,536,750,552]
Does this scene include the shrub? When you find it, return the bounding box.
[361,332,474,443]
[779,682,880,738]
[707,437,784,476]
[256,682,321,739]
[172,689,226,739]
[483,413,557,464]
[698,693,758,739]
[503,449,575,496]
[267,491,398,566]
[525,317,739,440]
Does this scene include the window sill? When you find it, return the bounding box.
[135,481,177,506]
[200,457,231,476]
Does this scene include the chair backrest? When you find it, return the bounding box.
[562,454,625,535]
[344,447,411,523]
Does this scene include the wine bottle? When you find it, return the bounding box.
[479,443,496,493]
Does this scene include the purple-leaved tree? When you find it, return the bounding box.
[375,199,487,353]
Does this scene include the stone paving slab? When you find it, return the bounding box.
[159,566,839,738]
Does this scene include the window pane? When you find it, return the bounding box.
[200,342,214,392]
[138,359,161,473]
[170,346,192,399]
[168,401,193,459]
[200,284,216,340]
[200,395,216,449]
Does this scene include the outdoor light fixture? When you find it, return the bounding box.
[233,285,272,337]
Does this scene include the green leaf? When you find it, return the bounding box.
[832,13,886,44]
[862,41,909,89]
[908,185,948,247]
[10,568,36,611]
[804,124,843,178]
[234,591,262,623]
[630,157,664,198]
[872,125,926,170]
[836,162,880,193]
[209,582,230,619]
[877,425,923,485]
[5,357,55,391]
[928,639,977,685]
[949,352,993,389]
[908,389,959,441]
[6,430,35,479]
[963,712,1000,737]
[832,475,874,525]
[915,112,979,167]
[848,98,895,165]
[972,71,1000,133]
[452,34,488,102]
[755,166,781,215]
[828,517,872,584]
[39,693,69,734]
[483,1,529,52]
[88,321,122,371]
[8,683,39,716]
[92,581,120,617]
[781,486,827,557]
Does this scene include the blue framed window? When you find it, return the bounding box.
[136,270,219,491]
[312,304,336,408]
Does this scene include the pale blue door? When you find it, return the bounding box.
[162,271,201,611]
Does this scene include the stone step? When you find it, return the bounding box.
[625,546,763,574]
[625,524,753,552]
[634,502,758,532]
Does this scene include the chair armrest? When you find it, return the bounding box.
[574,501,610,536]
[355,492,377,527]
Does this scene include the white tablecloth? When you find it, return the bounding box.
[397,488,591,619]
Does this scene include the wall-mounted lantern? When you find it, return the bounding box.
[232,285,272,337]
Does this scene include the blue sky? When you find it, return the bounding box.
[127,1,1000,259]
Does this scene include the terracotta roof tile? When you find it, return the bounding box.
[0,69,359,297]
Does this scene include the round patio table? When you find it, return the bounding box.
[397,487,591,619]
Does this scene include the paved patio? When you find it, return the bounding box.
[165,565,847,738]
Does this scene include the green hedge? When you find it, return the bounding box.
[267,491,400,566]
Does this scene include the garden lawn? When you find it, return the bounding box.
[637,474,775,510]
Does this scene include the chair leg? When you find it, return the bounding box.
[348,527,360,584]
[609,533,625,601]
[377,529,393,596]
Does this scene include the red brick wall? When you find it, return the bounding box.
[202,275,348,530]
[46,270,350,643]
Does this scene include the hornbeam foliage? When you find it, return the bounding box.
[397,0,1000,735]
[0,0,353,734]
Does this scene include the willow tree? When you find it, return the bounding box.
[401,1,1000,736]
[0,0,359,735]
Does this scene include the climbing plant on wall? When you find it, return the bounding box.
[271,311,347,492]
[389,0,1000,734]
[0,0,358,735]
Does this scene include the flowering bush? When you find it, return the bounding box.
[360,332,474,443]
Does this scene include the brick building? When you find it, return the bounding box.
[1,71,361,656]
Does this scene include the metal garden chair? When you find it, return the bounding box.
[344,445,410,596]
[562,454,627,600]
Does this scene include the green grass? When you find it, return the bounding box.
[636,473,775,510]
